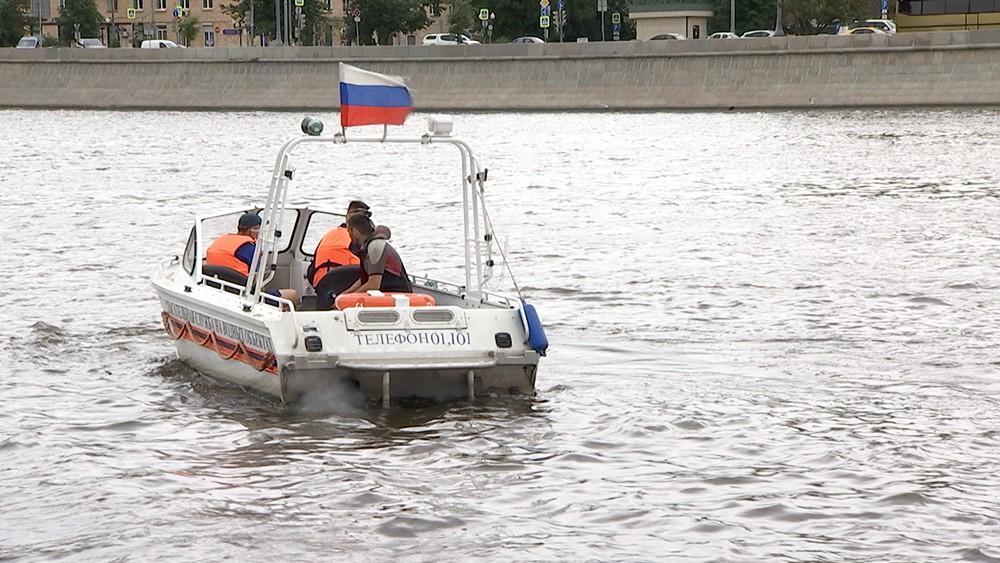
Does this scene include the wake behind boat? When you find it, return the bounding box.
[151,115,547,406]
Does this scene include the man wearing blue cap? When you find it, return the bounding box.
[205,212,299,305]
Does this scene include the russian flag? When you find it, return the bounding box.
[339,62,413,128]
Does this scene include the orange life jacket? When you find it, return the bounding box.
[311,226,360,286]
[205,234,255,276]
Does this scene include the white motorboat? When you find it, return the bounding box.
[152,117,547,406]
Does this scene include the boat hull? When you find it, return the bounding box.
[155,272,540,406]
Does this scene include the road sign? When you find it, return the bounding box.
[612,23,620,33]
[540,0,549,7]
[126,7,136,19]
[597,0,607,12]
[557,0,563,9]
[352,7,361,17]
[540,15,549,28]
[612,12,620,24]
[540,6,549,16]
[479,8,490,20]
[294,0,303,5]
[172,6,182,17]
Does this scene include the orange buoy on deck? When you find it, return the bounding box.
[335,292,436,310]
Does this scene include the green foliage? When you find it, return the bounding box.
[781,0,872,33]
[0,0,29,46]
[178,13,199,44]
[57,0,104,41]
[707,0,779,35]
[708,0,882,35]
[447,0,475,36]
[223,0,332,45]
[455,0,633,43]
[345,0,438,45]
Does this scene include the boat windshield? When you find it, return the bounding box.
[185,209,298,276]
[300,210,347,257]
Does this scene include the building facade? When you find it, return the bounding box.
[28,0,352,47]
[630,1,713,40]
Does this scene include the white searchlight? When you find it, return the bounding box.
[427,116,453,137]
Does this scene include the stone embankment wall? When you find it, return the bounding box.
[1,30,999,111]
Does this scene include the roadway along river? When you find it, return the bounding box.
[3,108,1000,561]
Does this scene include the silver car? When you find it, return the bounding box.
[16,36,44,48]
[649,33,687,40]
[741,30,776,38]
[76,38,107,48]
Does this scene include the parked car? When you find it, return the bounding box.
[511,36,544,44]
[841,19,896,35]
[649,33,686,40]
[15,36,44,48]
[707,32,738,40]
[422,33,480,45]
[76,38,107,48]
[140,39,184,48]
[841,27,890,35]
[741,30,776,38]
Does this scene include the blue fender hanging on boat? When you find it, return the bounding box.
[521,300,548,357]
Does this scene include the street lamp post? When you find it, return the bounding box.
[774,0,784,36]
[274,0,281,44]
[33,0,43,37]
[249,0,255,46]
[730,0,735,34]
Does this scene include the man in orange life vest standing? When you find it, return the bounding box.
[309,200,369,309]
[205,212,299,305]
[338,211,412,300]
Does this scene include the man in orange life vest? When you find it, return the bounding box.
[338,212,412,300]
[309,200,369,309]
[205,212,299,305]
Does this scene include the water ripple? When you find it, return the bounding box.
[2,108,1000,561]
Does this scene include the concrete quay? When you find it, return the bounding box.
[1,30,1000,111]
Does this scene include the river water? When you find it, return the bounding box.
[3,108,1000,562]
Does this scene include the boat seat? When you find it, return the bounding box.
[202,264,247,295]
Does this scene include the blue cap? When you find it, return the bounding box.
[238,213,262,230]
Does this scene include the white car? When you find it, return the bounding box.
[422,33,480,46]
[707,32,738,40]
[841,27,890,36]
[649,33,687,40]
[840,19,896,35]
[741,30,776,38]
[140,39,184,48]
